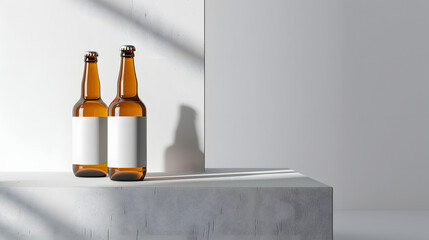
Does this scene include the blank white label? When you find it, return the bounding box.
[72,117,107,165]
[108,117,147,168]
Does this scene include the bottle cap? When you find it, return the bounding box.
[84,51,98,57]
[120,45,136,51]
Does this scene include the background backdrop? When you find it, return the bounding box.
[206,0,429,210]
[0,0,205,173]
[0,0,427,212]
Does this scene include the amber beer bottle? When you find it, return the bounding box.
[72,51,108,177]
[108,45,147,181]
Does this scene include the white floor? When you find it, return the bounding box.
[334,211,429,240]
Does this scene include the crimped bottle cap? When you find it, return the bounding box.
[84,51,98,57]
[120,45,136,51]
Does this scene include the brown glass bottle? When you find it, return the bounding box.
[72,52,108,177]
[108,45,147,181]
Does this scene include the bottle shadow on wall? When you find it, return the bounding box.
[164,105,204,172]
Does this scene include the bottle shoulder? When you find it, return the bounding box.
[73,99,108,117]
[108,96,146,117]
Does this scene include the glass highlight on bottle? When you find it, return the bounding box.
[72,51,108,177]
[108,45,147,181]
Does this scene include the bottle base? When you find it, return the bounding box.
[73,164,108,177]
[109,167,147,181]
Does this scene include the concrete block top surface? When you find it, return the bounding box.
[0,168,331,188]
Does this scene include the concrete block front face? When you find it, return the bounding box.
[0,169,332,240]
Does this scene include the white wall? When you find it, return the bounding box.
[1,0,427,211]
[0,0,204,172]
[206,0,429,210]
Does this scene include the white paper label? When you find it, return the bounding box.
[108,117,147,168]
[72,117,107,165]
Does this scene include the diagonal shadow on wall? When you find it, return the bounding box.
[85,0,204,68]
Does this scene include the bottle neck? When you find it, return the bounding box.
[81,61,101,100]
[117,56,138,98]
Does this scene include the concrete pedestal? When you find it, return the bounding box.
[0,169,332,240]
